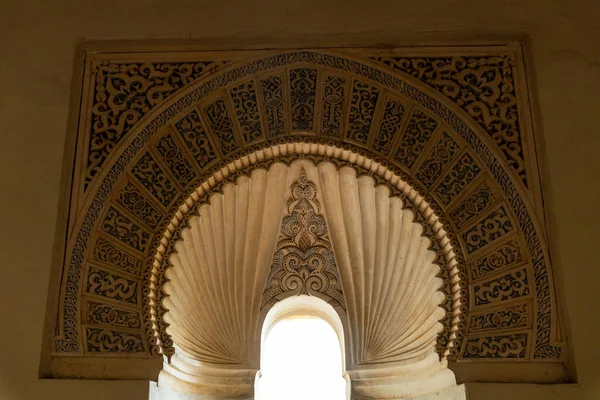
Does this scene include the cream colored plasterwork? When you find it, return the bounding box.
[161,162,461,399]
[152,147,462,362]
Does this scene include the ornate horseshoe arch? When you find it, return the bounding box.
[156,156,464,399]
[43,46,567,385]
[152,148,464,358]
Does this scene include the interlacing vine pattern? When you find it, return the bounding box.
[371,55,527,186]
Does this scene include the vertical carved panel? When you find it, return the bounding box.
[92,237,142,276]
[394,109,438,168]
[462,206,515,255]
[86,266,139,305]
[259,75,286,137]
[131,152,178,207]
[373,98,406,154]
[463,333,528,359]
[203,99,240,155]
[469,240,523,280]
[101,207,151,253]
[175,109,217,168]
[450,181,498,230]
[434,152,482,206]
[473,267,529,306]
[86,328,145,353]
[155,133,197,187]
[289,68,317,130]
[415,131,460,187]
[116,183,162,229]
[346,81,379,145]
[262,169,345,309]
[229,80,264,143]
[320,75,348,136]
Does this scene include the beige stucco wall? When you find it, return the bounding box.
[0,0,599,399]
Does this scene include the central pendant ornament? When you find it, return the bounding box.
[262,168,345,309]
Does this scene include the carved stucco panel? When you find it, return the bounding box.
[48,48,563,380]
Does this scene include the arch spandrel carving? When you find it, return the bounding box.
[46,46,566,383]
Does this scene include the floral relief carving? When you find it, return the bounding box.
[92,237,142,276]
[469,240,523,280]
[262,169,345,309]
[372,56,526,186]
[434,152,482,206]
[463,333,528,359]
[468,303,529,333]
[473,267,529,306]
[373,98,406,154]
[86,328,145,353]
[347,80,379,145]
[534,260,561,359]
[415,131,460,187]
[394,109,438,168]
[203,98,240,155]
[86,266,139,305]
[116,182,162,229]
[131,152,178,207]
[101,207,151,253]
[174,109,217,168]
[289,68,318,130]
[450,181,498,229]
[320,75,348,136]
[155,133,197,187]
[229,80,264,143]
[86,301,141,329]
[259,75,286,137]
[462,206,514,255]
[86,61,228,188]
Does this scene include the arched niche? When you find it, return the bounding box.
[155,159,461,399]
[45,46,567,386]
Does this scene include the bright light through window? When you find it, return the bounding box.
[256,315,347,400]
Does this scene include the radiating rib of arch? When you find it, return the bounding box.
[316,163,444,364]
[163,164,292,364]
[162,160,446,366]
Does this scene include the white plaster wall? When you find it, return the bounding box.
[0,1,599,399]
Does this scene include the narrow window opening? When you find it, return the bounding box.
[256,296,348,400]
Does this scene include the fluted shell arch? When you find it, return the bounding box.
[160,158,452,367]
[48,46,565,382]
